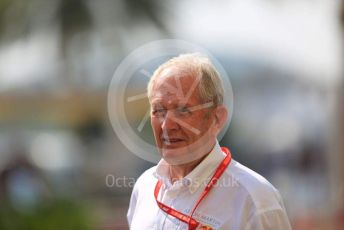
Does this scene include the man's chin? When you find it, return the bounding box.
[161,148,202,165]
[161,149,182,159]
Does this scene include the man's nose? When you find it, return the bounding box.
[161,111,179,130]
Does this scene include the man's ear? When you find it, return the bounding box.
[213,105,228,134]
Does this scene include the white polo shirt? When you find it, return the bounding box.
[127,142,291,229]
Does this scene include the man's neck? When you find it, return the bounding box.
[169,154,208,183]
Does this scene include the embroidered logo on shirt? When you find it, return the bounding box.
[182,209,222,229]
[198,224,214,230]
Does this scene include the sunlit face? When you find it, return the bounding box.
[150,67,223,165]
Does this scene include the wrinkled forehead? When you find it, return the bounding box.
[152,67,201,98]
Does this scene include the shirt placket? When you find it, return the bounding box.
[156,182,186,229]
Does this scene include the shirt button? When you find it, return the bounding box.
[183,179,191,186]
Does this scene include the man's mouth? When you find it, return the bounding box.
[162,137,185,145]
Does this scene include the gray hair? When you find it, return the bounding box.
[147,53,224,107]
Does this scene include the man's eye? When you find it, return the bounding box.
[177,107,191,115]
[152,109,165,116]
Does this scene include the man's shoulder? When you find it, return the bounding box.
[226,159,283,210]
[135,165,158,187]
[228,160,275,189]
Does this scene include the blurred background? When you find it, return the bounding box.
[0,0,343,229]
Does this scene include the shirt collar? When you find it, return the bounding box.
[153,141,226,194]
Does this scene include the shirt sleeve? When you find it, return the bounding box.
[244,208,292,230]
[127,183,139,227]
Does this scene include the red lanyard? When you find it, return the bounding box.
[154,147,232,230]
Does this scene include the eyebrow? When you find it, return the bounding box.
[177,103,192,108]
[151,100,163,105]
[151,101,212,111]
[187,101,214,112]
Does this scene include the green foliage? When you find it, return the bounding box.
[0,199,95,230]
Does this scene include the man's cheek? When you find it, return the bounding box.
[153,127,162,143]
[151,121,160,133]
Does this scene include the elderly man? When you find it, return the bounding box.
[127,53,291,229]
